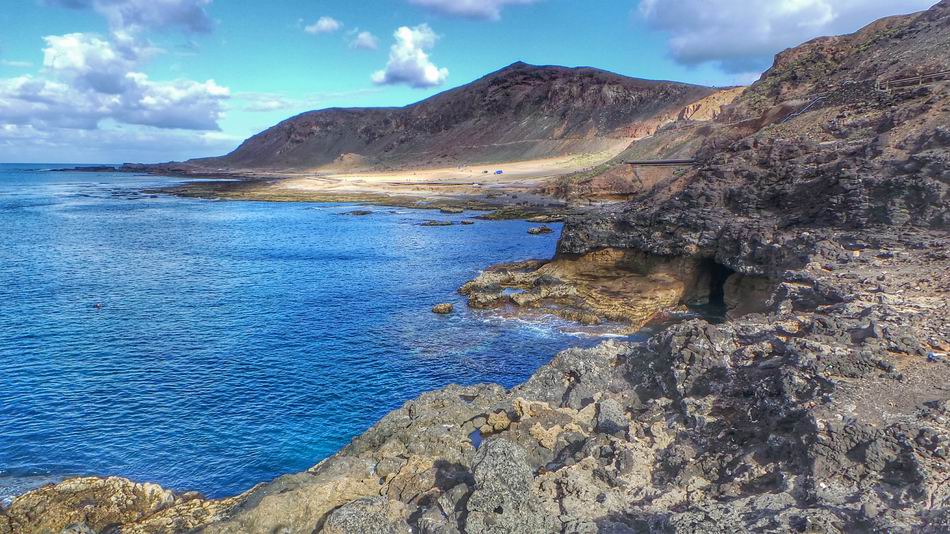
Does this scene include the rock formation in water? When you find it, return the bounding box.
[3,1,949,533]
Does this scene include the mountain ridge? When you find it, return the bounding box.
[192,62,721,171]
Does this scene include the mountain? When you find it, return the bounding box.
[193,62,718,171]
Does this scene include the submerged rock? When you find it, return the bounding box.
[420,220,454,227]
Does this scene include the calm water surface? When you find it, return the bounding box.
[0,164,604,501]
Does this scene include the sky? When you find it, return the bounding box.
[0,0,938,163]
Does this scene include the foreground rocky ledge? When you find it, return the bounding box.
[3,230,948,533]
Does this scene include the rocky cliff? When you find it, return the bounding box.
[3,2,949,533]
[192,62,716,171]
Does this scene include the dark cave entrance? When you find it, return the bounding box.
[685,258,736,322]
[703,259,735,307]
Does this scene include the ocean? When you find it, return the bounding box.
[0,164,606,502]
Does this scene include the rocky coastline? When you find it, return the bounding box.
[4,2,949,533]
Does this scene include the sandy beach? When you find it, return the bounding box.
[157,151,625,217]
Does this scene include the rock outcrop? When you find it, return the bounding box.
[3,2,949,533]
[459,250,716,333]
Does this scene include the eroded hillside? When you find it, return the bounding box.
[193,62,718,171]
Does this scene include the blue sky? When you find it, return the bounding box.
[0,0,937,163]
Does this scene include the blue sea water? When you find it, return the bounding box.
[0,164,604,502]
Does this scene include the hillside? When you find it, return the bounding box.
[193,62,717,171]
[554,0,950,202]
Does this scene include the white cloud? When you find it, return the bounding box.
[304,16,343,35]
[0,32,229,133]
[372,24,448,88]
[43,33,139,94]
[408,0,540,20]
[350,31,380,50]
[44,0,214,34]
[118,72,229,129]
[639,0,936,74]
[0,122,241,163]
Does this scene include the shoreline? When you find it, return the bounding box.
[56,151,622,221]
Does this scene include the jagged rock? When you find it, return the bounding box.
[464,439,555,534]
[1,477,178,534]
[595,399,627,437]
[322,497,412,534]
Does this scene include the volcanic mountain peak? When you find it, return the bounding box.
[195,62,721,172]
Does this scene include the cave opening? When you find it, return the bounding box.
[684,258,736,322]
[704,259,735,307]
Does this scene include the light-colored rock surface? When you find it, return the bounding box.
[431,303,454,314]
[460,249,707,334]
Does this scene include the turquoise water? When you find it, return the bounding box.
[0,164,601,501]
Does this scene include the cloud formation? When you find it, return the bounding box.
[304,16,343,35]
[639,0,935,74]
[350,31,380,50]
[0,32,228,132]
[0,121,239,163]
[408,0,539,20]
[44,0,215,34]
[372,24,448,88]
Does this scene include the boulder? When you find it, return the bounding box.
[464,439,555,534]
[432,303,454,314]
[323,497,413,534]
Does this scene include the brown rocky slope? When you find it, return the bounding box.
[3,2,949,533]
[190,62,716,171]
